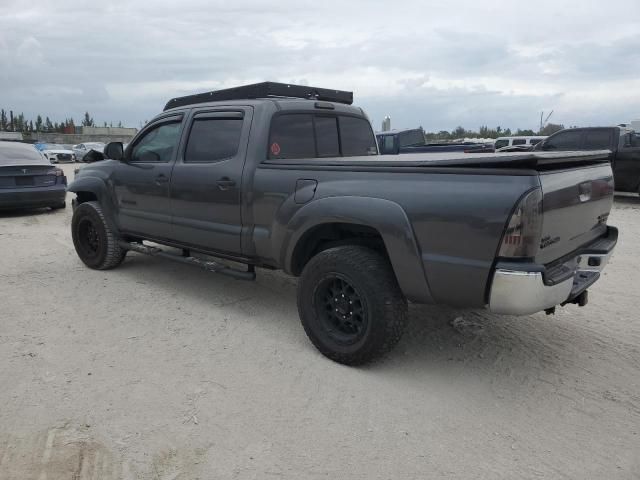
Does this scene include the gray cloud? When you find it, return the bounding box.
[1,0,639,130]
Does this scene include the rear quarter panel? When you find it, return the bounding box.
[248,165,538,307]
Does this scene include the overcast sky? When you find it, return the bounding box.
[1,0,639,132]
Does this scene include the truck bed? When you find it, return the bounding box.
[263,150,611,171]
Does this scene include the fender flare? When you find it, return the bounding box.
[279,196,433,303]
[67,176,119,230]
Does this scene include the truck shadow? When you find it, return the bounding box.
[614,194,640,206]
[112,253,592,385]
[0,207,62,218]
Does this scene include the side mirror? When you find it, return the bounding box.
[104,142,124,161]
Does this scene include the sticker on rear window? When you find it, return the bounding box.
[270,142,281,156]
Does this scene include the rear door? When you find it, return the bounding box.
[169,107,252,255]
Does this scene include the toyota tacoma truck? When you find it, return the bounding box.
[67,82,618,365]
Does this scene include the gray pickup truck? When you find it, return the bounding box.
[68,82,618,365]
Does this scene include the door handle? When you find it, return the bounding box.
[216,177,236,190]
[155,174,169,185]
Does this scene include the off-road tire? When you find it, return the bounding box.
[72,201,126,270]
[297,245,408,365]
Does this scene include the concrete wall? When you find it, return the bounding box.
[32,132,136,144]
[80,126,138,136]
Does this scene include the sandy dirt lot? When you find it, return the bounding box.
[1,163,639,479]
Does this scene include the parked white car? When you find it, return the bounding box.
[72,142,105,162]
[494,136,546,150]
[41,144,76,163]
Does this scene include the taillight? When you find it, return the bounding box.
[48,168,64,176]
[499,188,543,258]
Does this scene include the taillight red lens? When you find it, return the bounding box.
[499,188,543,258]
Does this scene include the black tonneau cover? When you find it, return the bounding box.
[264,150,611,170]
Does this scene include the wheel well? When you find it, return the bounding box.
[290,223,388,275]
[75,191,98,204]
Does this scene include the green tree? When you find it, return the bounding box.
[0,109,6,131]
[35,114,43,131]
[82,111,94,127]
[539,123,564,136]
[9,110,14,131]
[45,117,53,131]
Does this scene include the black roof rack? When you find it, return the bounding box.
[163,81,353,111]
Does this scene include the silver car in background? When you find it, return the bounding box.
[72,142,105,162]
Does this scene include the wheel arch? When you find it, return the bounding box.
[281,196,433,304]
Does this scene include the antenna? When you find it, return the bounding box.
[539,110,554,132]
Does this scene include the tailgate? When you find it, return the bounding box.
[535,163,614,265]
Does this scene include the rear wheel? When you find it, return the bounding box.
[71,201,126,270]
[297,245,408,365]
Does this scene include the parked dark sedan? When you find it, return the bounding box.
[0,142,67,210]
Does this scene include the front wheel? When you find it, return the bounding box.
[297,245,408,365]
[71,201,126,270]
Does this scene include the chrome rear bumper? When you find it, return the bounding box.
[489,227,617,315]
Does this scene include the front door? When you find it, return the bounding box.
[112,115,183,239]
[169,108,252,255]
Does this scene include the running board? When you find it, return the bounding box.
[120,241,256,281]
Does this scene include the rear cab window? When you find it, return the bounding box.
[583,129,612,150]
[269,113,377,160]
[543,130,583,150]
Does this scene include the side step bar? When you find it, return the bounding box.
[119,241,256,281]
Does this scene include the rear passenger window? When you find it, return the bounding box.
[494,139,508,149]
[315,116,340,157]
[544,131,582,150]
[512,139,526,145]
[339,116,377,156]
[584,130,611,149]
[269,114,315,159]
[185,117,243,163]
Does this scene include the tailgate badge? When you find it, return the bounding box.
[578,182,592,202]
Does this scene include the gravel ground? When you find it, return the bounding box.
[0,163,639,479]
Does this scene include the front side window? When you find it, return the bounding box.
[494,139,509,149]
[544,130,582,150]
[584,129,611,149]
[339,116,377,156]
[130,121,181,163]
[529,138,543,145]
[185,117,243,163]
[512,138,526,145]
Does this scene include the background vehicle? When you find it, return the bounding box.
[39,144,76,163]
[377,128,490,154]
[0,142,67,210]
[73,142,105,162]
[535,126,640,195]
[67,82,617,365]
[494,136,546,150]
